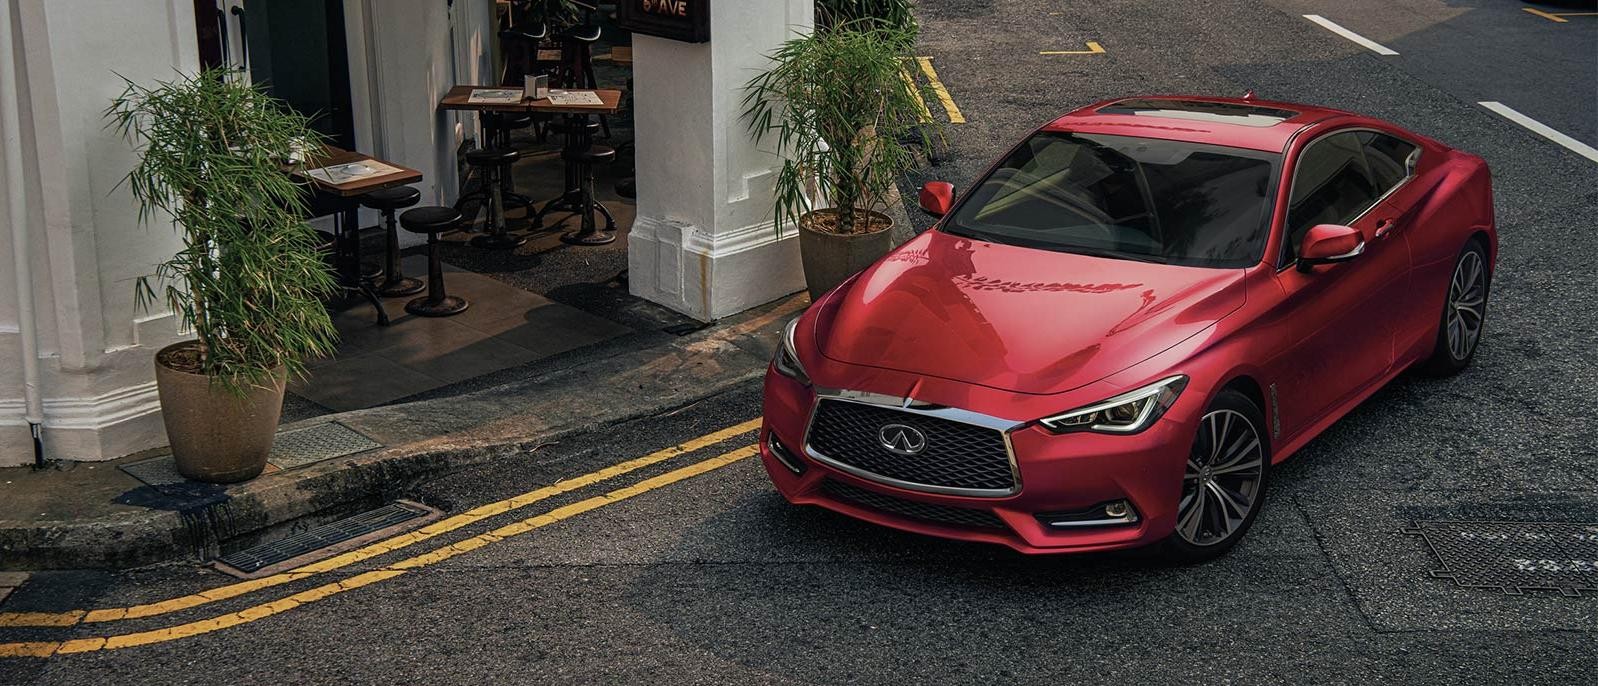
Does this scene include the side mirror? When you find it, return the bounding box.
[1297,224,1365,272]
[918,181,955,217]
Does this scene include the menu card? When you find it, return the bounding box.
[304,160,403,185]
[546,90,604,107]
[466,88,525,104]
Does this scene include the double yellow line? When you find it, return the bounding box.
[904,56,966,125]
[0,419,763,658]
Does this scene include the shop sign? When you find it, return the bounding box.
[618,0,710,43]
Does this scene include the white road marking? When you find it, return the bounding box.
[1478,101,1598,164]
[1303,14,1399,56]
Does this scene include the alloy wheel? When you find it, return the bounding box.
[1446,250,1487,361]
[1177,409,1266,547]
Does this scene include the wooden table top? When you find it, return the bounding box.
[294,146,423,197]
[439,86,624,116]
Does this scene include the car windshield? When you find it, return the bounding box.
[943,132,1279,268]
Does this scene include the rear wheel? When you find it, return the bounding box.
[1421,241,1490,376]
[1157,389,1270,564]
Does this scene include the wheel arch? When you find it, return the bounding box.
[1217,375,1271,450]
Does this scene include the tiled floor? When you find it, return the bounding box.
[290,256,632,412]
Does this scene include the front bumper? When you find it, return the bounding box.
[759,367,1198,555]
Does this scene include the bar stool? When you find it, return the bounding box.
[463,147,528,250]
[561,144,617,245]
[531,118,611,234]
[400,207,469,317]
[358,186,425,297]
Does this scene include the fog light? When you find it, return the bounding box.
[1036,500,1140,529]
[767,433,805,474]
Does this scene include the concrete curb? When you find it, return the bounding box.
[0,297,801,570]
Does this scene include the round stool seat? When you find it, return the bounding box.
[562,24,602,43]
[547,120,602,136]
[400,206,463,234]
[499,26,547,43]
[563,145,617,165]
[358,185,422,211]
[465,148,519,167]
[501,113,534,130]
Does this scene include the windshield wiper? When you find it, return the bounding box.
[942,225,1012,244]
[1060,246,1170,264]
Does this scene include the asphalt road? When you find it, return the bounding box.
[4,0,1598,683]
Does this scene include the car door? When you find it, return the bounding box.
[1265,129,1414,440]
[1358,130,1430,360]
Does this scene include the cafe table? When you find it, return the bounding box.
[440,86,625,245]
[293,146,424,326]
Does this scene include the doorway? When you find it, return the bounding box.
[192,0,358,148]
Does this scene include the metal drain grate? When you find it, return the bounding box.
[1405,520,1598,597]
[268,422,382,468]
[122,422,382,488]
[121,455,190,488]
[216,501,433,575]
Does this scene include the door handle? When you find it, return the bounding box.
[231,5,249,72]
[1374,218,1396,239]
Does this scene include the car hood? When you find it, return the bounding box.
[816,231,1247,395]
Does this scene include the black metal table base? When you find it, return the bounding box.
[470,232,529,250]
[335,207,390,326]
[405,295,470,318]
[560,227,617,246]
[378,276,426,298]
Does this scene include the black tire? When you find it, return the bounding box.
[1156,389,1271,565]
[1420,240,1490,377]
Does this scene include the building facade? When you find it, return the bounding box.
[0,0,499,466]
[1,0,813,467]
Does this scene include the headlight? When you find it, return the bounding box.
[1039,375,1188,434]
[773,317,810,384]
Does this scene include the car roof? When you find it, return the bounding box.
[1042,95,1358,153]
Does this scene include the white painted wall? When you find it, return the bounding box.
[628,0,814,321]
[0,0,198,466]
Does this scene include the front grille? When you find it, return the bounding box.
[805,399,1014,493]
[821,480,1007,530]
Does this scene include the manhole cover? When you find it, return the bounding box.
[215,501,437,577]
[1405,520,1598,597]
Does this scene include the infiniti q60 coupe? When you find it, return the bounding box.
[759,96,1496,562]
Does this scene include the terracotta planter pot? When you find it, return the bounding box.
[154,341,286,484]
[798,208,894,301]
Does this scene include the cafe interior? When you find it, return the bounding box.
[203,0,702,419]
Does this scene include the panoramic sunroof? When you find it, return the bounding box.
[1098,99,1300,127]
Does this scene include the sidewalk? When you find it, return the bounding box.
[0,296,801,570]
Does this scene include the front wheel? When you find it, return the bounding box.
[1156,389,1270,564]
[1420,240,1490,376]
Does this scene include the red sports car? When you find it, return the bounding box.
[759,96,1496,562]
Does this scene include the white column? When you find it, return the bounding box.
[627,1,814,322]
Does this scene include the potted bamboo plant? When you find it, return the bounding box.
[108,70,338,483]
[816,0,919,33]
[743,22,932,300]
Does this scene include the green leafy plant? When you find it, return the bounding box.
[743,23,933,235]
[817,0,919,36]
[107,69,337,394]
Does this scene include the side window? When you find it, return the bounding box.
[1359,131,1418,192]
[1284,132,1382,262]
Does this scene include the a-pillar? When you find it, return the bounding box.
[627,1,814,322]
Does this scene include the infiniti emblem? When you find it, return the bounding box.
[877,424,927,456]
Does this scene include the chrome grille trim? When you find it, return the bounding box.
[802,387,1025,498]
